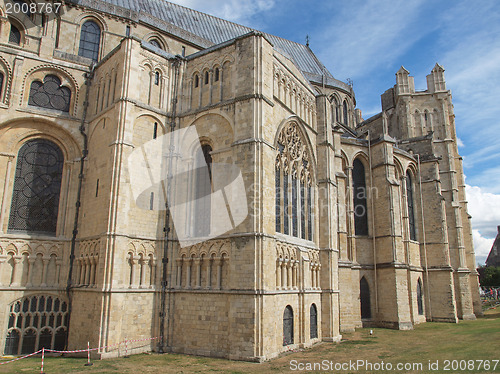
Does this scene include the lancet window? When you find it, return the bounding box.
[275,122,313,240]
[406,171,416,241]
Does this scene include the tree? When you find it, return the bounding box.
[478,266,500,287]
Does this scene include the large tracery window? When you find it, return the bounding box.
[353,158,368,235]
[275,122,313,240]
[8,139,64,234]
[4,295,68,355]
[28,75,71,112]
[78,20,101,62]
[406,171,416,241]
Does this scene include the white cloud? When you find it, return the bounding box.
[472,229,494,266]
[168,0,275,24]
[456,138,464,148]
[466,184,500,237]
[466,184,500,265]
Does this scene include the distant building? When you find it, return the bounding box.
[486,227,500,267]
[0,0,481,361]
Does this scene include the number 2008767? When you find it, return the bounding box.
[5,2,62,15]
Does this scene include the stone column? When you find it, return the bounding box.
[276,259,281,289]
[292,261,298,289]
[206,258,212,289]
[0,255,7,286]
[214,258,222,290]
[149,257,156,288]
[186,258,192,289]
[89,257,97,287]
[79,258,86,286]
[26,257,36,287]
[55,259,62,287]
[176,259,182,288]
[194,258,201,289]
[129,256,137,288]
[41,256,50,287]
[286,260,292,289]
[84,257,91,286]
[140,257,148,288]
[281,261,286,290]
[11,256,23,286]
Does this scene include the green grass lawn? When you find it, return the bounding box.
[1,309,499,373]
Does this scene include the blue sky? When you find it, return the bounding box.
[172,0,500,264]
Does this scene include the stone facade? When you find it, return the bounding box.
[0,0,481,361]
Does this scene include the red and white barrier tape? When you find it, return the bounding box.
[0,349,42,365]
[0,336,162,369]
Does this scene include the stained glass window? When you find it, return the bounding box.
[78,20,101,62]
[28,75,71,112]
[8,139,64,234]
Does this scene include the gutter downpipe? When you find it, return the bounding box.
[417,154,432,320]
[158,56,182,353]
[65,63,95,346]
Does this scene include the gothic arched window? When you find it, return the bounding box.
[310,303,318,339]
[417,278,424,315]
[406,171,416,241]
[8,139,64,234]
[283,305,294,346]
[343,100,348,126]
[194,74,199,88]
[4,295,69,355]
[154,71,160,85]
[28,75,71,112]
[331,97,339,123]
[353,158,368,235]
[0,72,4,101]
[194,144,213,237]
[149,39,162,49]
[9,24,21,45]
[360,276,371,319]
[275,122,313,240]
[78,20,101,62]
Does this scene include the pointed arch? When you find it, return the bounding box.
[417,278,424,315]
[8,139,64,234]
[275,120,314,240]
[310,303,318,339]
[406,170,416,241]
[360,276,371,319]
[283,305,294,346]
[353,158,368,236]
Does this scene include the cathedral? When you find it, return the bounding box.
[0,0,482,361]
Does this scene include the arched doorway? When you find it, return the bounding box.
[283,305,294,346]
[360,277,371,319]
